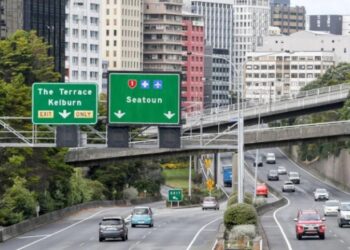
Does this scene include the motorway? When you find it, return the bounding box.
[246,148,350,250]
[1,200,224,250]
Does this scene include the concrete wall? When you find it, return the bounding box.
[284,145,350,192]
[0,197,160,242]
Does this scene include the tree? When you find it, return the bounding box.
[0,177,37,226]
[0,30,60,85]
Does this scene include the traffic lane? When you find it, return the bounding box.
[127,207,223,250]
[1,201,166,250]
[250,148,350,249]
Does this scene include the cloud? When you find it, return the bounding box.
[291,0,350,15]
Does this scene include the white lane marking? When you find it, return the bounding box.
[79,242,85,247]
[17,235,49,239]
[334,234,338,237]
[142,235,146,239]
[340,240,345,244]
[17,208,112,250]
[273,196,293,250]
[277,148,350,195]
[186,217,222,250]
[211,239,218,250]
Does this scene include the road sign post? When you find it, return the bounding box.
[32,83,98,125]
[168,189,183,208]
[108,72,180,125]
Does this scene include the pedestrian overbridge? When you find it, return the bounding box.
[65,120,350,167]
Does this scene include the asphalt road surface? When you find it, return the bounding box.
[246,148,350,250]
[1,201,224,250]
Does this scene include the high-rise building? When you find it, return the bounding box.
[270,5,305,35]
[211,48,230,107]
[101,0,143,71]
[244,51,335,102]
[0,0,66,81]
[143,0,184,72]
[65,0,103,88]
[309,15,343,35]
[343,16,350,36]
[270,0,290,6]
[182,12,204,113]
[192,0,270,100]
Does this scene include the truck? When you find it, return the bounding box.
[223,166,232,187]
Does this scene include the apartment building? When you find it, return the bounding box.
[244,51,335,102]
[191,0,270,100]
[65,0,103,87]
[257,30,350,63]
[143,0,183,72]
[270,4,305,35]
[182,12,204,113]
[0,0,66,80]
[101,0,143,71]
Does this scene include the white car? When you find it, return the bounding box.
[314,188,329,201]
[338,202,350,227]
[266,153,276,164]
[288,171,300,184]
[282,181,295,192]
[323,200,340,216]
[277,166,287,175]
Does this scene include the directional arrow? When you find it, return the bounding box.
[172,196,178,200]
[164,111,175,119]
[114,110,125,119]
[59,110,71,119]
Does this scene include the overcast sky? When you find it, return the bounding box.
[291,0,350,15]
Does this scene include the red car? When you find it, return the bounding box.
[256,183,268,198]
[294,209,326,240]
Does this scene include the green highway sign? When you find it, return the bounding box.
[108,72,180,125]
[32,83,98,125]
[168,189,183,202]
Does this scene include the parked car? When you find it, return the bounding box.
[277,166,287,175]
[337,201,350,227]
[323,200,340,216]
[266,153,276,164]
[99,216,128,242]
[267,169,279,181]
[314,188,329,201]
[282,181,295,192]
[294,209,326,240]
[256,183,268,198]
[253,156,263,167]
[131,206,154,228]
[202,196,219,210]
[289,171,300,184]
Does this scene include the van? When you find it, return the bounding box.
[337,202,350,227]
[266,153,276,164]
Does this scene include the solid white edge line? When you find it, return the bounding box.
[17,208,112,250]
[186,217,222,250]
[273,196,293,250]
[211,239,218,250]
[277,148,350,195]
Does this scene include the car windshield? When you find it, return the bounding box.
[269,170,277,174]
[278,167,285,170]
[299,213,320,221]
[316,189,327,194]
[133,208,149,215]
[204,197,216,202]
[340,204,350,211]
[101,219,122,225]
[284,182,293,185]
[325,201,339,206]
[290,173,298,177]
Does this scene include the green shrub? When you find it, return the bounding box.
[224,203,257,231]
[227,192,253,207]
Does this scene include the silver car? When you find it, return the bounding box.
[277,166,287,175]
[323,200,340,216]
[202,196,219,210]
[314,188,329,201]
[282,181,295,192]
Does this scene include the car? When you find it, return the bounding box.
[266,153,276,164]
[277,166,287,175]
[253,156,263,167]
[337,201,350,227]
[256,183,268,198]
[99,216,128,242]
[323,200,340,216]
[202,196,219,210]
[288,171,300,184]
[131,206,154,228]
[294,209,326,240]
[314,188,329,201]
[282,181,295,192]
[267,169,279,181]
